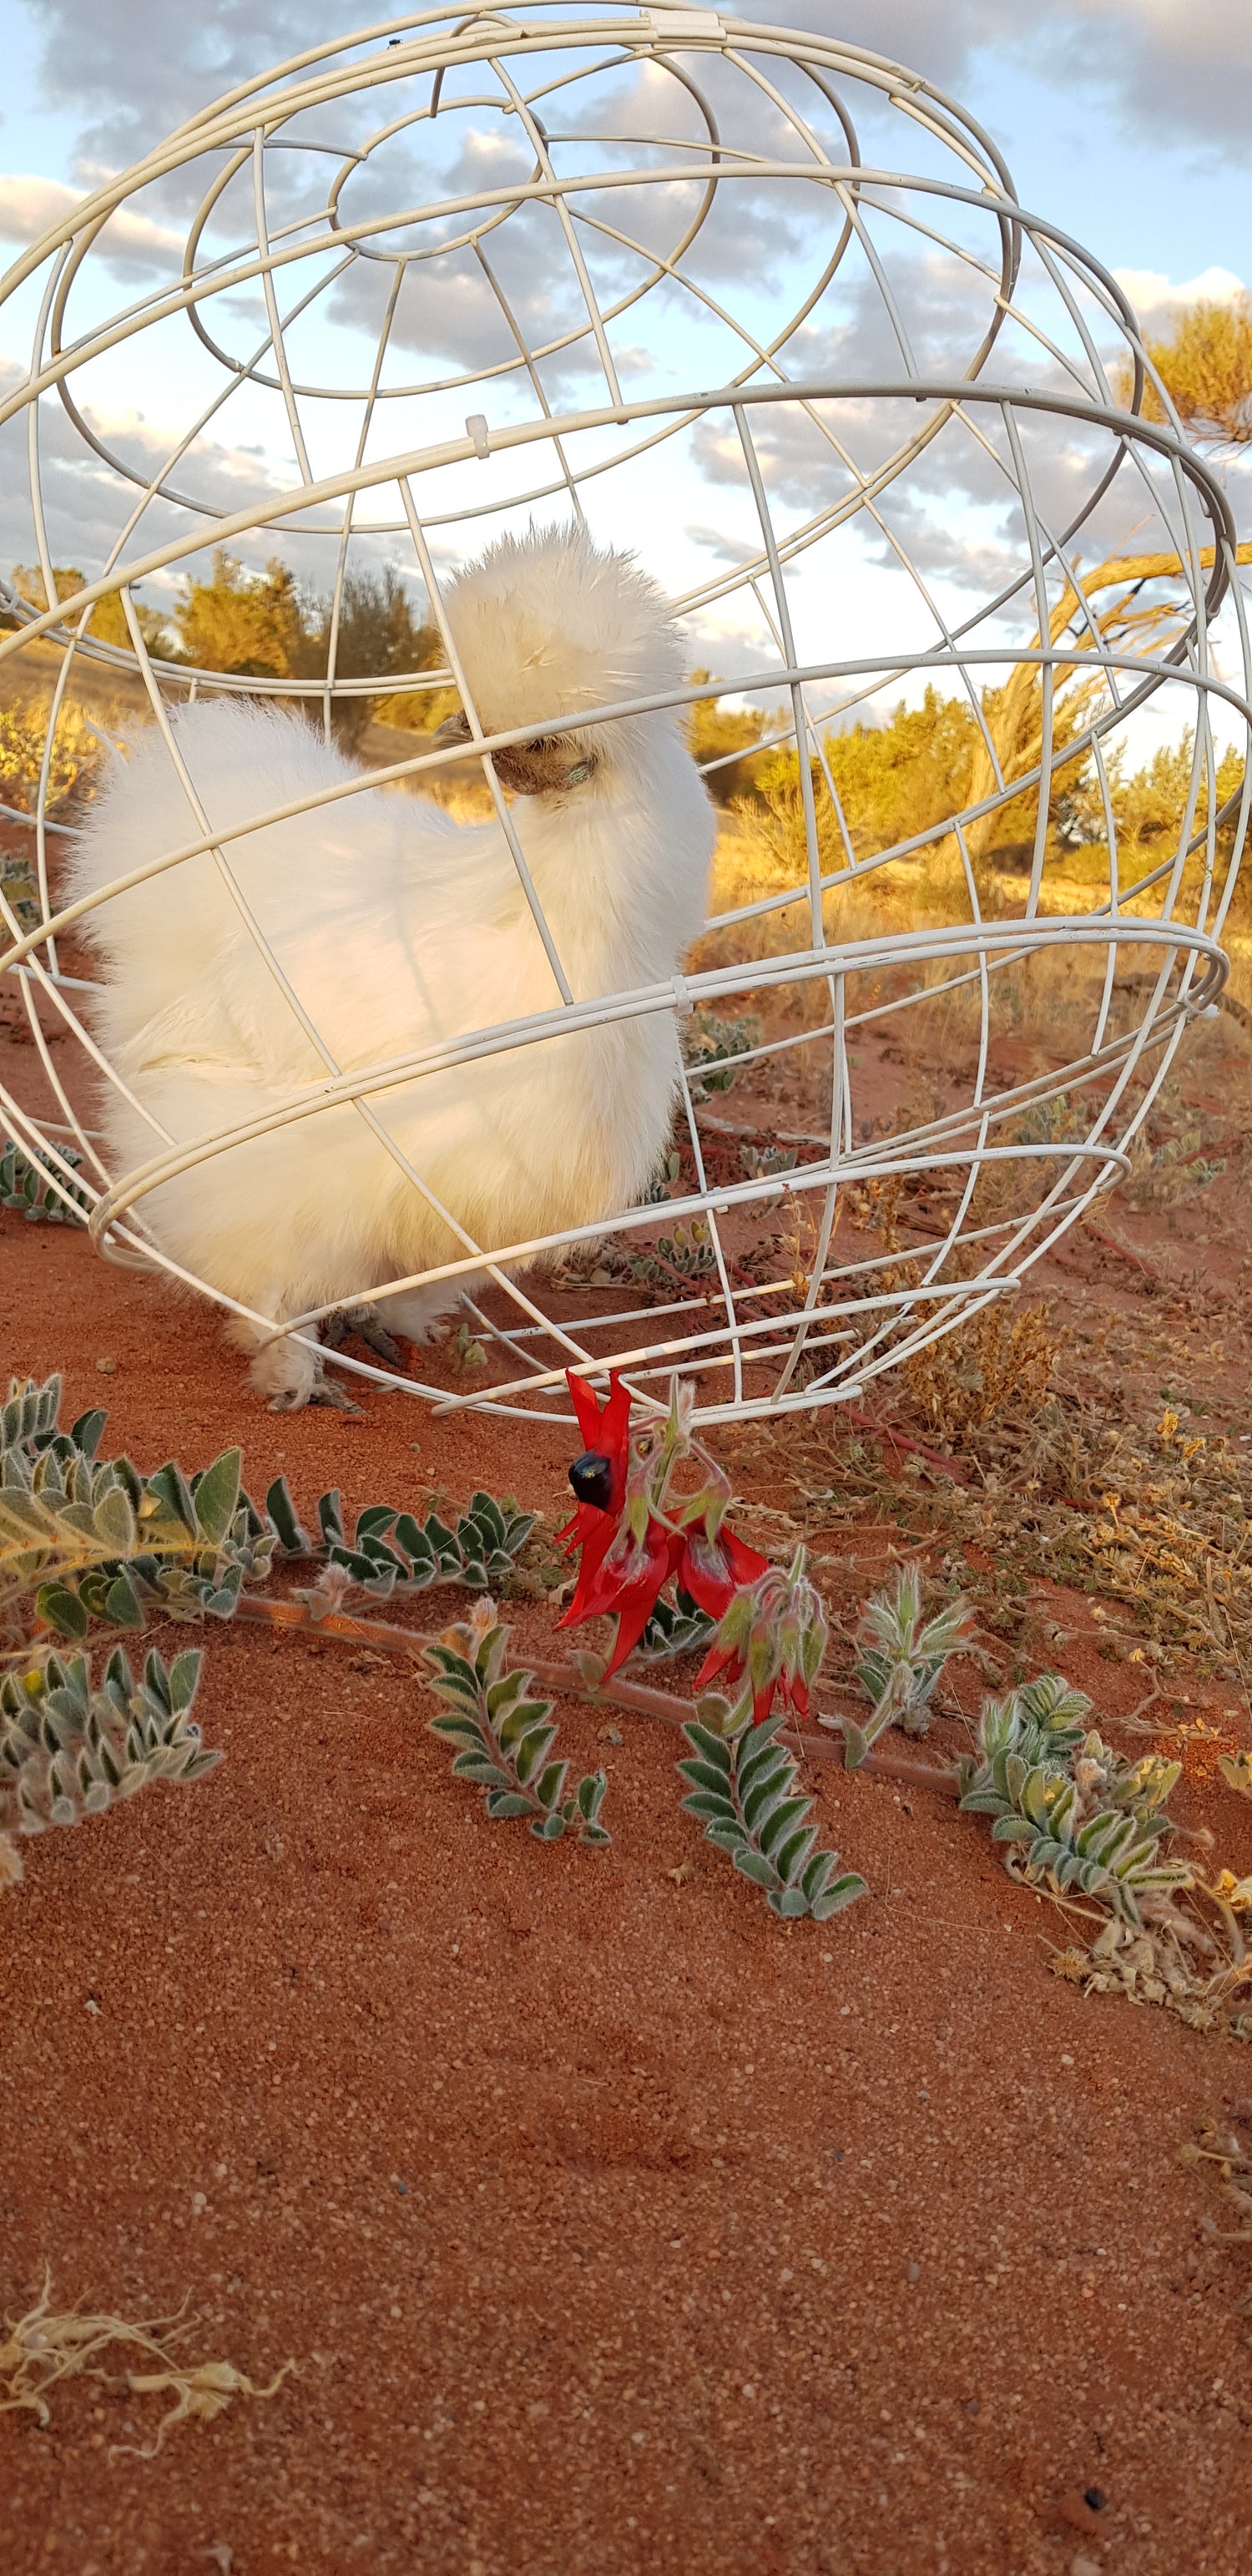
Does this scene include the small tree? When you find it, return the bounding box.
[172,549,305,680]
[301,564,444,750]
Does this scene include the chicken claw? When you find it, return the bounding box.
[308,1376,363,1413]
[266,1374,361,1415]
[325,1305,404,1365]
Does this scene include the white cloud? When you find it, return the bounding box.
[0,353,299,592]
[681,237,1247,614]
[1113,265,1246,319]
[766,0,1252,163]
[0,171,183,265]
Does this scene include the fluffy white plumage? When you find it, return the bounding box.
[69,525,716,1404]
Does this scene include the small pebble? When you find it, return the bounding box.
[1072,2556,1102,2576]
[906,2261,921,2283]
[1084,2487,1108,2512]
[95,1356,118,1375]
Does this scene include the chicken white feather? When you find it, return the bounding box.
[68,525,715,1404]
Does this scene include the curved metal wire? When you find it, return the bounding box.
[1,2,1249,1427]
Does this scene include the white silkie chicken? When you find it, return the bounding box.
[68,525,715,1406]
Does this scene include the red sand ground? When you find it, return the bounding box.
[3,1200,1252,2576]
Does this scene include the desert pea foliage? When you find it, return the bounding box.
[957,1674,1192,1927]
[844,1566,975,1767]
[559,1368,862,1923]
[422,1600,610,1846]
[0,1375,535,1887]
[0,1376,534,1664]
[0,1371,1224,1989]
[678,1714,866,1921]
[1,1139,89,1225]
[0,1644,217,1887]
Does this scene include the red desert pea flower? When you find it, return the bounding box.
[557,1369,634,1627]
[557,1369,770,1675]
[578,1514,685,1674]
[694,1548,829,1728]
[566,1368,631,1515]
[677,1520,769,1619]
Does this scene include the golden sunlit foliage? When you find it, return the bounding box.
[754,684,980,863]
[746,671,1098,886]
[169,552,445,747]
[2,552,448,750]
[0,699,104,813]
[172,549,305,680]
[733,522,1249,921]
[299,563,446,748]
[728,680,1245,926]
[684,670,775,803]
[3,564,169,654]
[1127,293,1252,446]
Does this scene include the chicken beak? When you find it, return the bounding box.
[435,710,473,744]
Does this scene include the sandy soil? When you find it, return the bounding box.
[3,1169,1252,2576]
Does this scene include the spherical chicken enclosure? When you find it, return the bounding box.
[1,8,1249,1427]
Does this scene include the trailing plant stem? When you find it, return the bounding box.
[232,1594,960,1795]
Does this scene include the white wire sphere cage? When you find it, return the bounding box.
[1,6,1249,1429]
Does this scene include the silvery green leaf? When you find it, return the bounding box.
[511,1725,556,1789]
[191,1449,242,1547]
[681,1722,734,1769]
[773,1824,819,1885]
[264,1476,310,1554]
[451,1754,516,1790]
[679,1758,737,1799]
[811,1872,868,1918]
[756,1796,813,1861]
[104,1573,144,1629]
[427,1715,486,1750]
[533,1760,568,1813]
[681,1790,737,1824]
[732,1848,779,1889]
[768,1886,811,1918]
[577,1771,607,1823]
[36,1583,88,1639]
[144,1460,197,1533]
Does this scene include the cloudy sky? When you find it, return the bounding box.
[5,0,1247,297]
[0,0,1247,741]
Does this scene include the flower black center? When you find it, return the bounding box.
[568,1450,616,1512]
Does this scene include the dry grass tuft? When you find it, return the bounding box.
[0,2271,293,2457]
[1053,1920,1252,2038]
[1177,2113,1252,2247]
[901,1299,1064,1442]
